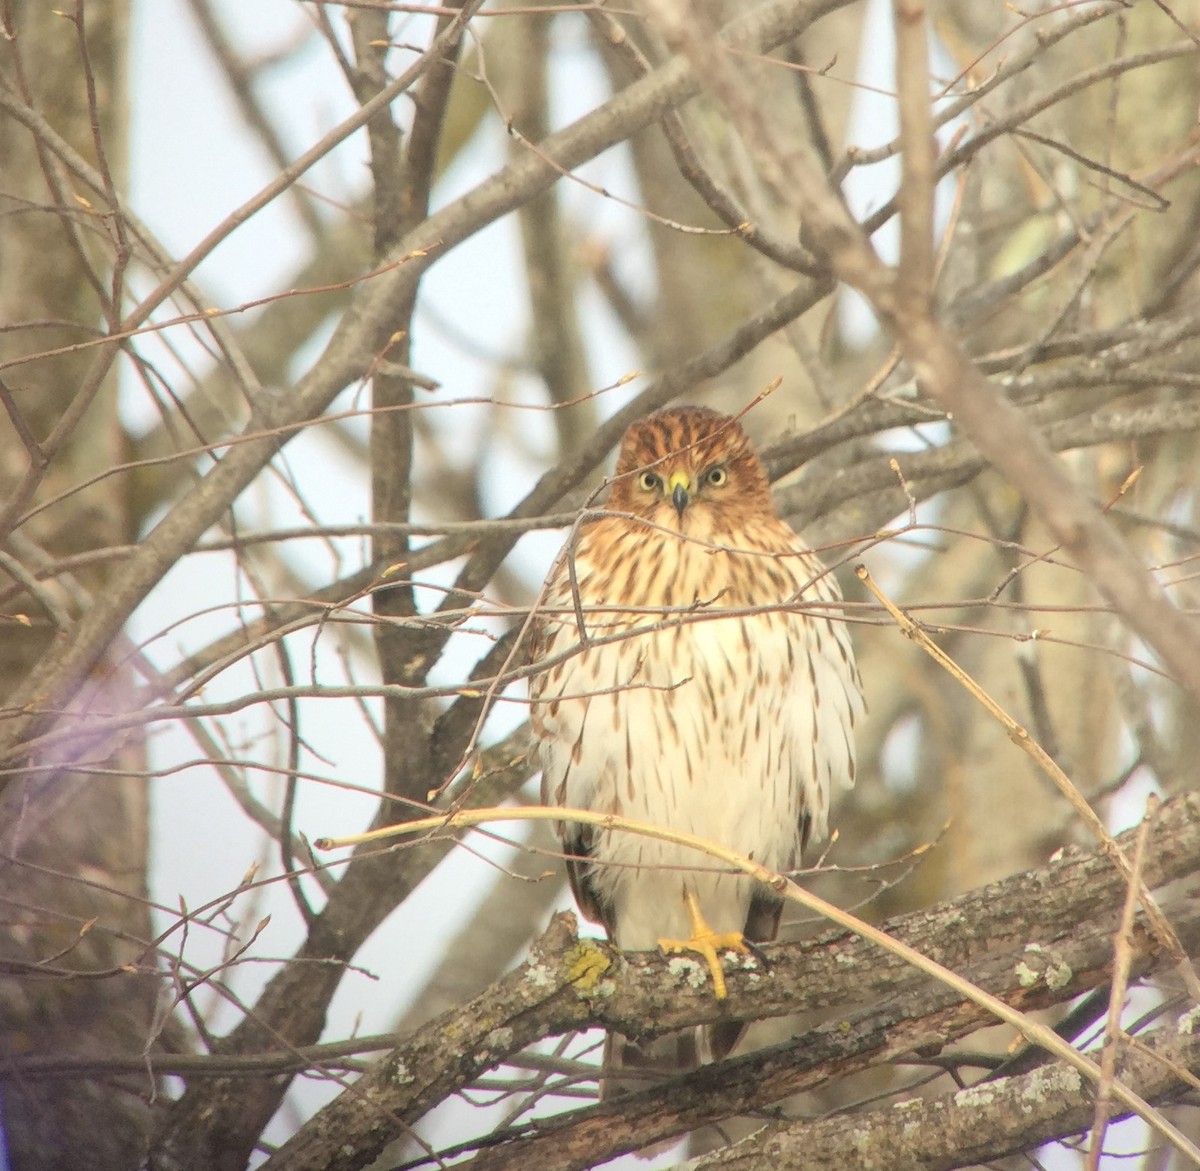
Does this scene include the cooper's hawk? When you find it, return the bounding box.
[530,405,863,1090]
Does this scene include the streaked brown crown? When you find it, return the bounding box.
[608,406,775,523]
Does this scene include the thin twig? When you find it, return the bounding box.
[892,0,935,308]
[856,564,1200,1008]
[1087,799,1154,1171]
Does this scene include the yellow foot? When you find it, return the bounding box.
[658,890,747,999]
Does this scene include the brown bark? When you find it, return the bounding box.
[0,3,157,1169]
[253,790,1200,1170]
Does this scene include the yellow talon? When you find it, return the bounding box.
[658,889,747,999]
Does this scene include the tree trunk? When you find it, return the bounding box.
[0,4,154,1168]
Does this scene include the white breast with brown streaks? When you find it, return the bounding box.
[531,516,862,951]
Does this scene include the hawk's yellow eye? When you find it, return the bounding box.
[639,471,661,492]
[705,466,727,487]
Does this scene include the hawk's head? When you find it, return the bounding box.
[608,406,775,531]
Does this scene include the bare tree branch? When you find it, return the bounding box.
[690,1015,1200,1171]
[258,790,1200,1170]
[647,0,1200,700]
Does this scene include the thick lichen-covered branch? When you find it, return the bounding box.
[254,792,1200,1171]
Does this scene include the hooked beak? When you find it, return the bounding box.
[668,471,691,518]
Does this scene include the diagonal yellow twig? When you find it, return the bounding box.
[855,564,1200,1008]
[316,805,1200,1164]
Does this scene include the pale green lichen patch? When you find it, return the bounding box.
[1021,1064,1082,1107]
[1179,1005,1200,1035]
[1044,958,1073,990]
[1016,943,1071,990]
[485,1027,514,1050]
[666,954,708,989]
[848,1127,873,1159]
[525,961,556,989]
[391,1060,414,1085]
[954,1083,997,1108]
